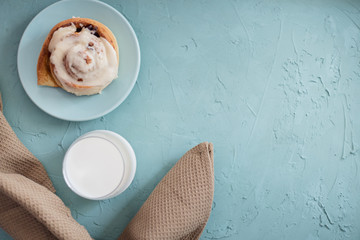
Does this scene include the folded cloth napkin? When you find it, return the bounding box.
[119,142,214,240]
[0,99,92,239]
[0,95,214,240]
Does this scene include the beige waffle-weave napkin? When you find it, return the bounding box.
[119,142,214,240]
[0,97,92,240]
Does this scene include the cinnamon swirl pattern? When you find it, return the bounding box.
[37,18,119,96]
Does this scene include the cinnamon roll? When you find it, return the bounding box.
[37,18,119,96]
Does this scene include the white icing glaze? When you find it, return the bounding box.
[48,25,118,96]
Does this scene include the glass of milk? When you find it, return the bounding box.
[63,130,136,200]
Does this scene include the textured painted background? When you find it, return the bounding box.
[1,0,360,239]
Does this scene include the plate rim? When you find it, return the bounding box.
[17,0,141,122]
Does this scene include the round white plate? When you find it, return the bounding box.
[17,0,140,121]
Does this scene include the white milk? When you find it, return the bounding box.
[63,130,136,200]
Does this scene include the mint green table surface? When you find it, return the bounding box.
[1,0,360,239]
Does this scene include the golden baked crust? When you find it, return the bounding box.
[37,18,119,87]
